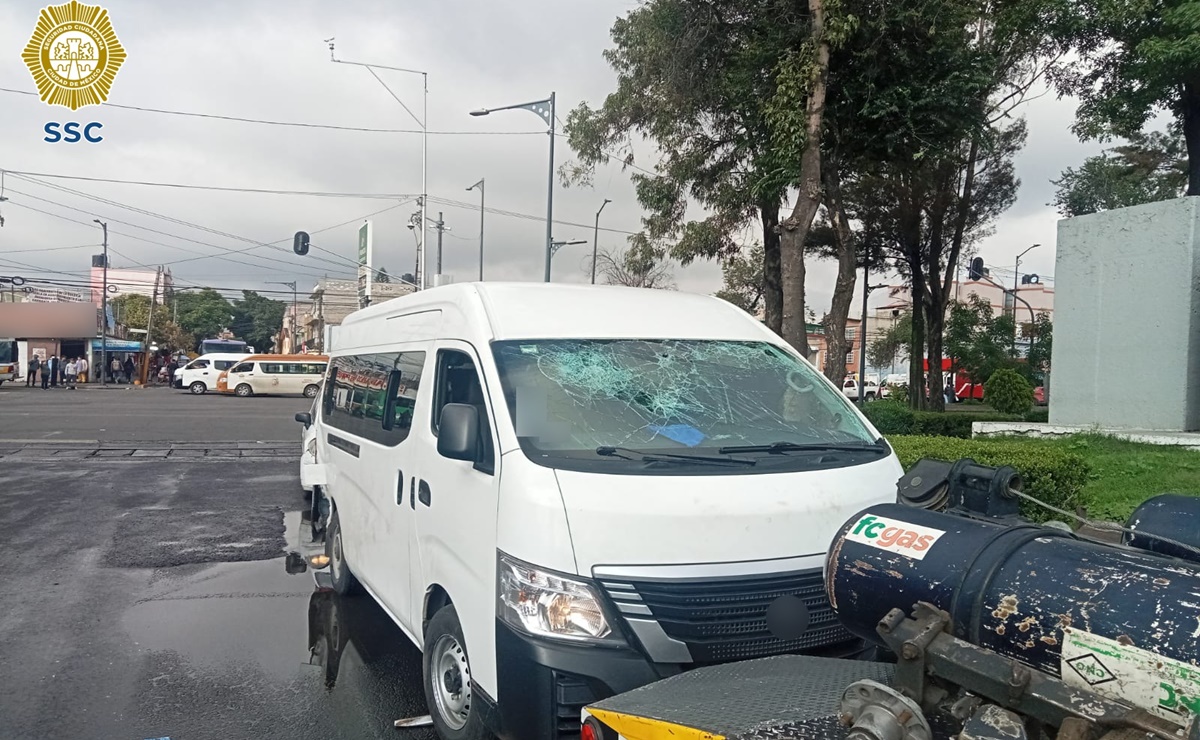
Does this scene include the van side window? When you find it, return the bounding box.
[432,350,493,467]
[324,352,424,447]
[230,362,253,373]
[191,360,209,369]
[261,363,283,374]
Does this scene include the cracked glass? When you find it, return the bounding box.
[492,339,879,471]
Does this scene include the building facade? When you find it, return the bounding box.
[302,278,414,353]
[89,265,173,306]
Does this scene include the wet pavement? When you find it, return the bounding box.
[0,456,436,740]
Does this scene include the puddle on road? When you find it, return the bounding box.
[121,510,432,739]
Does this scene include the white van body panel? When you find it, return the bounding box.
[494,451,578,575]
[557,455,902,573]
[178,353,248,391]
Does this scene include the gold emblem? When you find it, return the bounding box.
[21,1,126,111]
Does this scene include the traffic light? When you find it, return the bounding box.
[968,256,985,281]
[293,231,310,256]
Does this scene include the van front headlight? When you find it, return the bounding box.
[498,553,613,642]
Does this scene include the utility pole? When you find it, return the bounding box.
[140,267,160,385]
[94,219,108,385]
[591,198,612,285]
[431,212,447,277]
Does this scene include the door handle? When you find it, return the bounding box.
[418,480,432,507]
[410,478,416,510]
[396,471,405,506]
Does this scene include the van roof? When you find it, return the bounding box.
[240,354,329,361]
[341,282,773,342]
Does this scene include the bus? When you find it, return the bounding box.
[198,338,255,355]
[0,338,17,385]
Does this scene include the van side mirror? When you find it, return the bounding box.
[437,403,480,462]
[295,412,312,428]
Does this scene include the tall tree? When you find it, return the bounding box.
[109,294,193,350]
[714,244,765,315]
[230,290,286,355]
[1052,0,1200,195]
[174,288,233,342]
[944,294,1019,394]
[591,247,676,289]
[564,0,809,336]
[1051,129,1188,216]
[376,267,391,283]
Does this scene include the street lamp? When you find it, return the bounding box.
[467,179,484,281]
[591,198,612,285]
[470,92,557,282]
[330,42,429,290]
[1013,243,1040,347]
[549,239,587,280]
[94,219,108,385]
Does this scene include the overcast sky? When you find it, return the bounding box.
[0,0,1106,311]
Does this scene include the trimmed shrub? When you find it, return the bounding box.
[862,401,915,435]
[1024,408,1050,423]
[887,435,1091,522]
[985,368,1034,415]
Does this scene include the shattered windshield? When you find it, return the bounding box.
[492,339,879,471]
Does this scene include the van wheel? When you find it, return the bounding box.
[189,381,207,395]
[235,383,253,397]
[424,605,489,740]
[304,384,320,398]
[865,392,876,401]
[327,509,360,596]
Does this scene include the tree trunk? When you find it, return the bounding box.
[779,0,831,358]
[821,166,858,384]
[907,269,926,410]
[926,308,946,410]
[761,201,783,335]
[1185,81,1200,197]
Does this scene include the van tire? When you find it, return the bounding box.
[189,381,207,395]
[303,384,320,398]
[235,383,254,397]
[865,392,876,401]
[424,605,490,740]
[326,509,360,596]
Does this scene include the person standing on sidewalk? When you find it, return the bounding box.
[77,355,89,384]
[26,355,40,387]
[123,357,134,384]
[47,355,59,387]
[64,358,78,389]
[109,356,121,383]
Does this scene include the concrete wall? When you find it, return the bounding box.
[1051,196,1200,430]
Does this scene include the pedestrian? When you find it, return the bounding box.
[109,356,121,384]
[41,358,50,389]
[123,357,134,384]
[64,358,78,390]
[167,359,178,387]
[77,355,89,384]
[47,355,59,387]
[26,355,40,387]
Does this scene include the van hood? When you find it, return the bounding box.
[554,456,903,574]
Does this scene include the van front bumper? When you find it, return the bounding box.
[493,620,665,740]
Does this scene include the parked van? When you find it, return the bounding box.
[174,352,250,394]
[295,283,900,740]
[216,354,328,397]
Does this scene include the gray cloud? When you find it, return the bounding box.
[0,0,1103,312]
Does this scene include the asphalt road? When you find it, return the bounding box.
[0,383,313,442]
[0,412,437,738]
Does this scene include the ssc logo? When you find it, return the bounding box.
[21,0,126,110]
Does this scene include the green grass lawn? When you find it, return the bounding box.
[1061,435,1200,521]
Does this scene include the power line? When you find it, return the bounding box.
[1,168,415,199]
[0,86,545,136]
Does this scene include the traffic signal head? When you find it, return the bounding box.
[968,256,985,281]
[293,231,310,256]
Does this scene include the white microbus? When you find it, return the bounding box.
[295,283,901,740]
[217,354,328,397]
[174,353,250,394]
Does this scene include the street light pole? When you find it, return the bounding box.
[94,219,108,386]
[467,179,484,281]
[329,42,428,290]
[1013,243,1040,348]
[592,198,612,285]
[470,92,557,282]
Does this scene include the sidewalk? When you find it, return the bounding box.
[2,380,173,390]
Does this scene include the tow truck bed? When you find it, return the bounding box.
[583,655,955,740]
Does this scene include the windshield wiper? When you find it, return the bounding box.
[596,446,756,467]
[716,440,886,455]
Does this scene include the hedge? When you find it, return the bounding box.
[863,401,1049,438]
[887,435,1092,522]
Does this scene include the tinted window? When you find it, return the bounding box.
[189,360,210,369]
[214,360,235,370]
[323,352,425,446]
[261,363,283,374]
[229,362,254,373]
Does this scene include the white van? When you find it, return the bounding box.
[217,354,329,398]
[174,353,249,394]
[296,283,901,740]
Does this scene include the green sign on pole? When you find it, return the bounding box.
[358,223,369,266]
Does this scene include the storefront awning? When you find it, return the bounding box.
[90,338,144,351]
